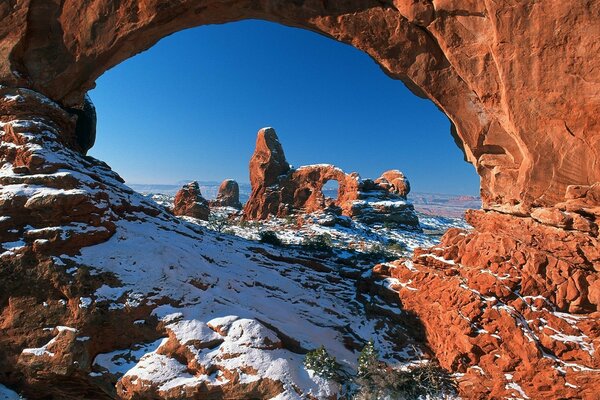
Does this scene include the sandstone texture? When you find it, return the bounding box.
[173,181,210,220]
[0,1,599,399]
[210,179,242,209]
[362,208,600,399]
[1,0,598,214]
[243,128,420,229]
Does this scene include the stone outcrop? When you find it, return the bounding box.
[0,88,172,399]
[0,1,599,399]
[375,170,410,197]
[210,179,242,209]
[244,128,420,229]
[348,171,419,228]
[362,208,600,399]
[173,181,210,220]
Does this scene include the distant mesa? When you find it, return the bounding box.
[173,181,210,220]
[243,127,420,229]
[210,179,242,209]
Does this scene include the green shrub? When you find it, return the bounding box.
[302,233,333,252]
[354,342,456,399]
[304,341,457,398]
[208,213,230,233]
[364,243,394,262]
[259,230,282,246]
[304,346,342,381]
[386,240,408,254]
[357,340,379,378]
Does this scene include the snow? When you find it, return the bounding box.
[168,319,222,346]
[79,297,93,308]
[93,338,165,377]
[71,210,433,394]
[22,336,57,357]
[0,384,23,400]
[505,381,530,399]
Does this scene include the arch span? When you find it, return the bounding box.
[0,2,599,399]
[1,0,599,212]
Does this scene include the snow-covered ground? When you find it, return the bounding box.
[58,212,422,397]
[60,194,468,397]
[143,192,471,261]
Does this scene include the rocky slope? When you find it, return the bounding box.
[0,87,436,399]
[0,1,599,399]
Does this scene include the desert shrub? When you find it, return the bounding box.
[302,233,333,253]
[304,346,342,381]
[304,342,456,399]
[354,342,456,400]
[259,230,282,246]
[357,340,379,378]
[363,244,395,262]
[208,213,230,233]
[386,239,408,254]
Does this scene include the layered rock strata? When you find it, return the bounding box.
[361,208,600,399]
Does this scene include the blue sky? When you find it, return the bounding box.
[89,20,479,195]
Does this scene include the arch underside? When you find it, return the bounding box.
[0,1,599,399]
[2,0,599,212]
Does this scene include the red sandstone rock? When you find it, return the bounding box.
[1,1,598,212]
[362,209,600,399]
[375,170,410,197]
[0,2,599,399]
[173,181,210,220]
[210,179,242,209]
[243,128,420,228]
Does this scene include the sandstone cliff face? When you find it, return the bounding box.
[173,181,210,220]
[243,128,420,229]
[0,1,599,399]
[362,209,600,399]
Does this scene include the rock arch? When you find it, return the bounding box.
[1,2,599,399]
[1,1,599,213]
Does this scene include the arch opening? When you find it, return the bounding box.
[88,20,480,215]
[322,179,340,203]
[0,3,598,400]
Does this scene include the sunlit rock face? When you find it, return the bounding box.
[1,0,598,212]
[0,1,599,399]
[173,181,210,220]
[243,128,420,229]
[210,179,242,209]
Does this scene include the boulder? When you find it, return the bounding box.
[211,179,242,209]
[173,181,210,220]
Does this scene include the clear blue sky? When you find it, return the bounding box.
[89,20,479,195]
